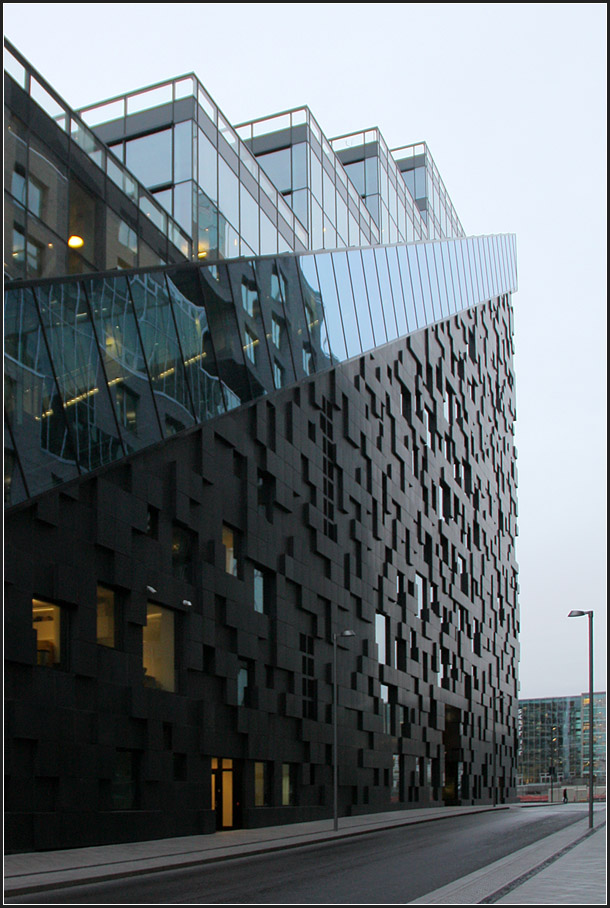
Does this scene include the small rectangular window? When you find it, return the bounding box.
[253,567,266,614]
[282,763,295,806]
[96,585,116,647]
[254,761,268,807]
[32,599,62,667]
[143,603,175,692]
[223,525,238,576]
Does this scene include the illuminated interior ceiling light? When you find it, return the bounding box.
[68,235,84,249]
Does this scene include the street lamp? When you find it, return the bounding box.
[333,629,355,831]
[567,609,594,829]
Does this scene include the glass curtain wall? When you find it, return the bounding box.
[5,233,517,507]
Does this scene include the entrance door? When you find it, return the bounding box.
[211,758,241,829]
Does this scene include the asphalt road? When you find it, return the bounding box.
[7,805,589,904]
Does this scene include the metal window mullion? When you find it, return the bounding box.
[81,279,128,458]
[30,285,82,473]
[248,259,277,382]
[124,275,164,441]
[162,272,199,422]
[194,265,234,413]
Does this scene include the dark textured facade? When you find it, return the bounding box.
[4,40,519,854]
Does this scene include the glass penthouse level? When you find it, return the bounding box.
[77,76,310,263]
[4,40,191,281]
[234,107,381,251]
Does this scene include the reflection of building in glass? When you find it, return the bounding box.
[4,41,191,282]
[518,694,606,784]
[5,39,519,854]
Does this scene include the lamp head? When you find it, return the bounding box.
[568,610,592,618]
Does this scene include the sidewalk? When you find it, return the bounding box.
[410,806,606,904]
[3,803,606,903]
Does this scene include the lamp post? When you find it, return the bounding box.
[567,609,594,828]
[333,629,355,831]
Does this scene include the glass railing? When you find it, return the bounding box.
[4,39,192,259]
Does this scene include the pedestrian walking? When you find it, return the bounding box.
[562,788,568,803]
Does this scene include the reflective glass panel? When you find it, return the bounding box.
[385,245,409,335]
[199,264,251,405]
[218,157,239,231]
[4,414,28,507]
[313,252,346,361]
[373,247,399,339]
[298,254,333,366]
[292,143,307,191]
[252,259,296,386]
[258,147,291,194]
[198,129,218,204]
[440,242,457,315]
[85,274,162,454]
[403,245,425,329]
[128,272,196,437]
[165,268,226,421]
[447,240,463,312]
[332,251,361,358]
[459,239,475,310]
[430,243,449,319]
[240,188,259,254]
[227,262,273,396]
[35,281,123,472]
[174,121,193,184]
[361,247,388,346]
[4,287,79,497]
[346,250,374,352]
[273,256,316,380]
[126,130,172,189]
[173,181,193,234]
[260,211,277,255]
[418,243,437,322]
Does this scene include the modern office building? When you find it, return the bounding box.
[518,693,606,785]
[4,38,520,852]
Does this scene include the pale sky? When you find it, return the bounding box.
[4,3,607,699]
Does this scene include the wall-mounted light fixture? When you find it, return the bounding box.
[182,599,192,607]
[146,585,157,595]
[68,235,84,249]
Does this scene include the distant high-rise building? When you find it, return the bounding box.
[4,38,519,853]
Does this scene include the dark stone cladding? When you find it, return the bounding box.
[4,293,519,852]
